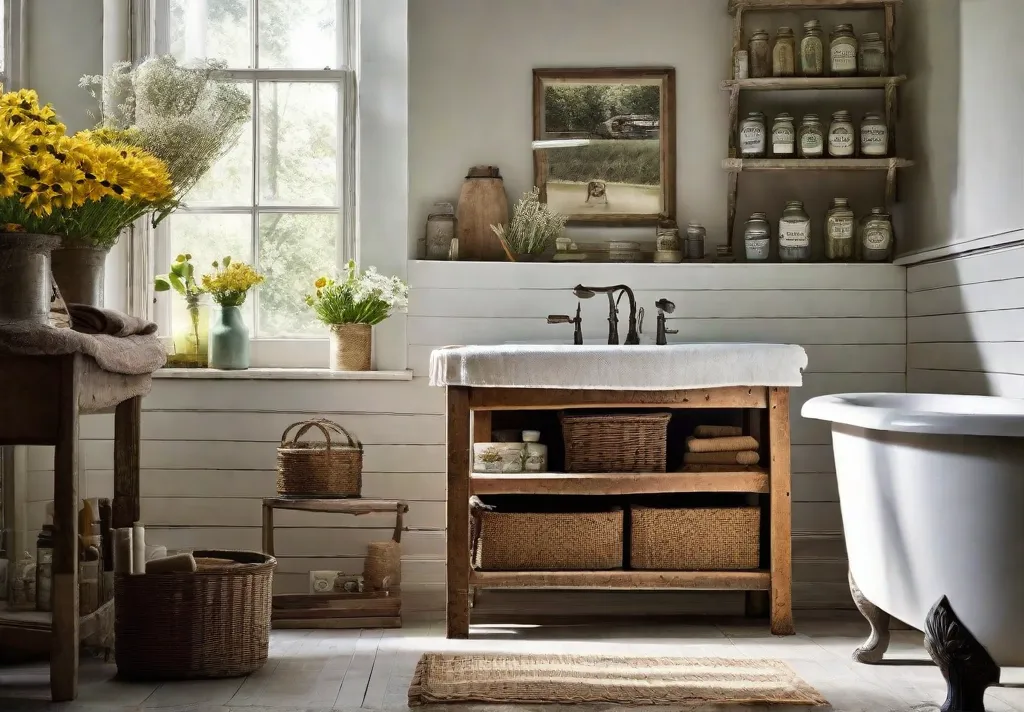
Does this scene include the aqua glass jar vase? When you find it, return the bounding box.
[209,305,250,370]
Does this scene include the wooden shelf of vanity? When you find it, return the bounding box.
[471,467,770,496]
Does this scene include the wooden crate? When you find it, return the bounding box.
[271,591,401,630]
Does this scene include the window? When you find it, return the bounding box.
[143,0,356,364]
[1,0,24,92]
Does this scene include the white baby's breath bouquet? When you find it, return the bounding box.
[491,187,567,259]
[80,55,251,225]
[306,260,409,326]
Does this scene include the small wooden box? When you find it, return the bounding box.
[271,591,401,630]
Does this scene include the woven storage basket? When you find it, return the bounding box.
[630,506,760,570]
[114,550,276,680]
[561,412,671,473]
[277,418,363,497]
[473,508,623,571]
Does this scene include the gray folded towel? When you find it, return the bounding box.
[69,304,158,337]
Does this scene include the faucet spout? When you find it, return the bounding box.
[574,284,639,345]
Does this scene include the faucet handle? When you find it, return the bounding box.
[547,315,572,324]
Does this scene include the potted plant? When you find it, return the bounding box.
[305,260,409,371]
[153,254,207,367]
[490,187,567,262]
[201,256,265,370]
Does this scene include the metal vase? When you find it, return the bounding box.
[50,245,110,307]
[0,233,61,325]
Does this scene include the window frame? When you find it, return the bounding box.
[2,0,25,91]
[133,0,358,367]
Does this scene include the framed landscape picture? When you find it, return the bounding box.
[533,67,676,225]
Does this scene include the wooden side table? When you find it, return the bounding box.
[261,498,408,629]
[0,353,143,702]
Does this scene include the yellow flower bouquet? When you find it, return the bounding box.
[202,256,265,307]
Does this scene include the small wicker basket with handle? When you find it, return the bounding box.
[277,418,363,497]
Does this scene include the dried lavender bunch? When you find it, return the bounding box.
[491,187,567,256]
[80,56,251,224]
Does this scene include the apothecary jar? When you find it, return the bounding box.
[861,207,894,262]
[779,201,811,262]
[744,212,771,262]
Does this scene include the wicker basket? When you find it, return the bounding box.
[561,412,671,473]
[630,506,760,570]
[473,508,623,571]
[277,418,363,497]
[114,550,276,680]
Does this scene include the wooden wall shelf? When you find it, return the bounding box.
[729,0,901,13]
[470,570,772,590]
[470,469,770,496]
[722,76,905,91]
[724,157,913,172]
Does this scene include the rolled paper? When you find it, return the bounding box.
[686,435,759,453]
[683,450,760,466]
[113,528,133,574]
[132,524,146,576]
[145,553,197,574]
[145,544,167,562]
[693,425,743,438]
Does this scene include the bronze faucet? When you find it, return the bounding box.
[574,284,641,345]
[655,298,678,345]
[547,303,584,344]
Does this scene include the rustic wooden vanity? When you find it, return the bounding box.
[432,343,806,638]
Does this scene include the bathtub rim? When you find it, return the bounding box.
[801,392,1024,437]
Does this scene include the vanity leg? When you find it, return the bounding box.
[767,388,794,635]
[925,595,1000,712]
[446,387,471,639]
[849,570,891,663]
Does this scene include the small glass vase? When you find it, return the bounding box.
[168,298,210,368]
[209,305,250,370]
[329,323,372,371]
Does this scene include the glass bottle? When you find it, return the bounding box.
[798,114,825,158]
[825,198,856,261]
[739,111,767,157]
[744,212,771,261]
[858,32,887,76]
[685,222,707,260]
[830,24,858,76]
[771,113,796,157]
[772,26,796,77]
[860,112,888,156]
[861,207,894,261]
[828,110,855,157]
[522,430,548,472]
[425,202,457,260]
[800,20,824,76]
[779,200,811,262]
[748,29,771,79]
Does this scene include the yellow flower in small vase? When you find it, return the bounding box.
[201,256,266,371]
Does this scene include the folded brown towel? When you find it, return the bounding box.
[69,304,158,337]
[683,450,760,466]
[686,435,760,453]
[693,425,743,438]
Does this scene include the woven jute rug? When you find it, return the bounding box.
[408,653,827,707]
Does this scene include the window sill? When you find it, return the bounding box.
[153,368,413,381]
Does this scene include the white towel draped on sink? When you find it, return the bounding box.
[429,343,807,391]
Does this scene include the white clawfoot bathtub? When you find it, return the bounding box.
[803,393,1024,712]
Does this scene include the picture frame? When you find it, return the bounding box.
[533,67,676,226]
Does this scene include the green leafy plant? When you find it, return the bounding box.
[154,253,205,359]
[490,187,567,257]
[305,259,408,326]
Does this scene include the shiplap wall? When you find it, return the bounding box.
[21,260,906,615]
[907,243,1024,397]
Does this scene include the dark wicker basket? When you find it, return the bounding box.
[473,508,623,571]
[630,506,760,570]
[561,412,671,473]
[114,550,276,680]
[277,418,363,497]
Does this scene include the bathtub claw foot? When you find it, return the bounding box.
[925,595,1001,712]
[849,570,890,663]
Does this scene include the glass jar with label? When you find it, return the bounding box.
[685,222,706,260]
[779,200,811,262]
[744,212,771,261]
[860,207,893,261]
[825,198,856,261]
[771,113,796,157]
[739,111,767,157]
[772,26,796,77]
[800,20,824,76]
[830,24,858,76]
[858,32,886,76]
[798,114,825,158]
[860,112,888,156]
[828,110,855,157]
[749,29,771,78]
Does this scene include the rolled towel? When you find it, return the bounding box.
[687,435,759,453]
[693,425,743,438]
[146,552,198,574]
[68,304,158,337]
[683,450,760,466]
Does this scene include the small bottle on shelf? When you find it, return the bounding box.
[800,20,824,77]
[522,430,548,473]
[798,114,825,158]
[748,29,772,78]
[858,32,887,76]
[772,27,797,77]
[739,111,767,157]
[744,212,771,262]
[860,112,889,156]
[825,198,856,261]
[771,113,796,157]
[860,207,894,261]
[829,24,859,77]
[779,200,812,262]
[828,110,856,157]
